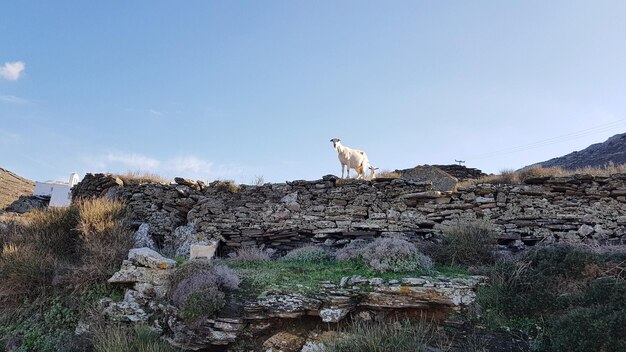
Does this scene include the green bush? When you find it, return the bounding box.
[477,245,626,350]
[0,297,79,352]
[539,279,626,352]
[478,245,596,318]
[433,220,497,266]
[281,246,330,263]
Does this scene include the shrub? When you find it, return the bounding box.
[335,239,369,261]
[0,198,132,301]
[281,246,330,263]
[230,246,271,262]
[361,237,433,273]
[539,278,626,352]
[76,199,125,237]
[71,200,133,288]
[433,220,497,266]
[168,260,240,320]
[19,206,80,260]
[0,243,57,299]
[478,245,597,318]
[92,324,174,352]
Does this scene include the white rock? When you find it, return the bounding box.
[133,223,156,249]
[128,247,176,269]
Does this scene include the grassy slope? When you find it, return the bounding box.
[0,167,34,210]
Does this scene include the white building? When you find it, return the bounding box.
[33,173,80,207]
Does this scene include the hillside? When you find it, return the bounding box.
[0,167,34,209]
[534,132,626,170]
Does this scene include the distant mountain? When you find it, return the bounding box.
[0,168,34,210]
[532,132,626,170]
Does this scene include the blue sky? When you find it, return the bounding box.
[2,1,626,183]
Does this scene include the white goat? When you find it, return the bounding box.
[330,138,369,179]
[367,165,379,180]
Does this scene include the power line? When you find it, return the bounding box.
[465,119,626,161]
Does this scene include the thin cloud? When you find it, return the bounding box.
[166,156,213,173]
[106,152,161,170]
[149,109,163,116]
[0,130,20,145]
[0,61,25,81]
[84,152,249,182]
[0,94,28,104]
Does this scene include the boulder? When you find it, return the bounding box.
[128,247,176,269]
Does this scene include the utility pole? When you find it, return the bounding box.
[454,160,465,166]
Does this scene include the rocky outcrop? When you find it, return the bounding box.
[244,275,485,322]
[395,165,458,192]
[532,132,626,170]
[155,274,485,350]
[431,164,487,181]
[5,195,50,213]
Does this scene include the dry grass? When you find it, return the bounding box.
[0,167,34,210]
[460,164,626,187]
[375,170,401,179]
[116,171,169,185]
[214,180,241,193]
[0,198,133,302]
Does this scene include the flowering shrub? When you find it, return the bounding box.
[230,246,272,262]
[360,237,433,273]
[281,246,329,263]
[168,260,240,320]
[335,239,369,261]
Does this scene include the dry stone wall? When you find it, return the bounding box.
[72,173,626,255]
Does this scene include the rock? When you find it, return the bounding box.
[578,224,594,237]
[133,223,156,249]
[108,261,171,285]
[6,195,50,213]
[174,177,200,190]
[263,331,306,352]
[190,241,219,260]
[101,297,149,322]
[319,308,349,322]
[167,315,240,349]
[128,247,176,269]
[395,165,458,192]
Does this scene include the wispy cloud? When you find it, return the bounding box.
[83,152,250,182]
[0,130,20,145]
[106,152,161,170]
[148,109,163,116]
[0,94,28,104]
[0,61,25,81]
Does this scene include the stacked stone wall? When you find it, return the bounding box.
[72,173,626,254]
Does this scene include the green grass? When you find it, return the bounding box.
[226,258,470,295]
